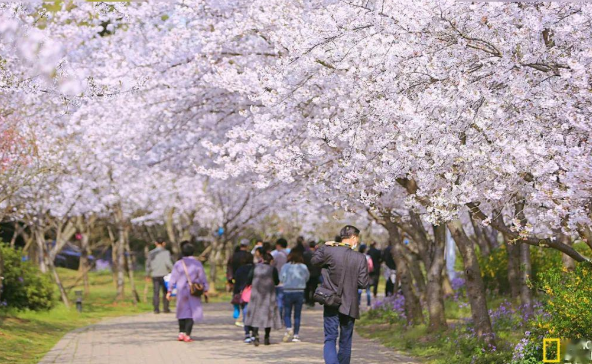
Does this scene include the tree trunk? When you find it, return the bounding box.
[469,214,491,256]
[559,234,576,271]
[47,257,70,308]
[447,220,494,344]
[505,236,521,300]
[519,243,533,319]
[0,245,4,302]
[209,240,224,294]
[408,254,426,300]
[123,226,139,305]
[425,224,448,332]
[385,219,424,325]
[165,208,181,258]
[79,232,91,296]
[442,270,454,297]
[34,226,47,273]
[143,246,150,302]
[115,223,126,301]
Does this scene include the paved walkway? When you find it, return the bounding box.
[39,302,418,364]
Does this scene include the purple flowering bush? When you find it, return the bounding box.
[367,293,407,324]
[0,244,54,311]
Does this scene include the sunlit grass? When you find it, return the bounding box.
[0,266,231,364]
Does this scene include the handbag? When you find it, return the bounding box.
[240,285,252,303]
[313,249,350,307]
[181,259,205,298]
[231,293,242,305]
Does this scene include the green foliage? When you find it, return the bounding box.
[537,263,592,338]
[0,245,54,311]
[509,331,545,364]
[479,244,563,294]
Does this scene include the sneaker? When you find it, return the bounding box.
[282,329,293,343]
[178,333,186,341]
[253,337,260,347]
[235,320,244,327]
[264,337,270,346]
[183,335,193,342]
[292,335,301,342]
[244,337,252,344]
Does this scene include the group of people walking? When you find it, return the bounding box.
[147,225,393,364]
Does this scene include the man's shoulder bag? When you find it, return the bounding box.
[313,249,350,307]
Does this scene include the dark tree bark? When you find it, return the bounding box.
[514,200,533,317]
[403,212,447,331]
[124,226,139,305]
[505,237,521,300]
[0,245,4,302]
[385,219,424,325]
[448,220,494,344]
[423,224,448,331]
[469,213,491,257]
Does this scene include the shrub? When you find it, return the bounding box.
[367,294,407,325]
[537,263,592,338]
[0,244,54,311]
[479,244,563,294]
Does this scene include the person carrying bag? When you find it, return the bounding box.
[311,226,369,364]
[313,249,350,307]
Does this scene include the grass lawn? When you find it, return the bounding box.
[0,266,231,364]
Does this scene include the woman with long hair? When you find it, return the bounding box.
[166,241,208,342]
[244,252,282,346]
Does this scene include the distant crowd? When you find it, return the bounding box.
[145,226,397,364]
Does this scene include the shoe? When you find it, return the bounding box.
[253,337,260,347]
[183,335,193,342]
[164,310,172,314]
[178,333,186,341]
[154,310,160,314]
[264,337,270,346]
[292,335,301,342]
[244,337,252,344]
[282,329,293,343]
[235,320,244,327]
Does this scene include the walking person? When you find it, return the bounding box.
[146,237,173,314]
[367,242,382,298]
[271,238,288,319]
[382,244,397,297]
[312,225,369,364]
[232,253,254,343]
[166,241,209,342]
[227,239,253,326]
[303,241,321,307]
[245,252,282,346]
[357,244,373,307]
[280,249,310,343]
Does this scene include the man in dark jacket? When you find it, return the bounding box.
[303,240,322,307]
[367,242,382,298]
[312,225,369,364]
[382,244,397,296]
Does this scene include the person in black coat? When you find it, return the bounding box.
[367,242,382,298]
[312,225,369,364]
[303,241,322,307]
[382,245,397,297]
